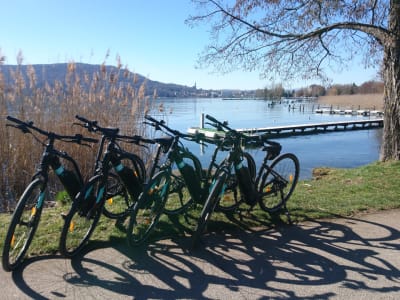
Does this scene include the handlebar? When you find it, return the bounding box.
[205,114,248,140]
[115,134,156,145]
[76,115,155,146]
[75,115,117,135]
[144,115,197,142]
[6,116,98,144]
[205,114,280,148]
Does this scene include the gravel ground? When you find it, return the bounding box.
[1,209,399,299]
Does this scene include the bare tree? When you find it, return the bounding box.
[187,0,400,161]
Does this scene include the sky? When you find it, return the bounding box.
[0,0,380,90]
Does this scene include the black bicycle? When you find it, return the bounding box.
[59,116,152,257]
[192,114,300,247]
[2,116,97,271]
[126,115,256,246]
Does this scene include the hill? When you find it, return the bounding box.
[0,63,202,98]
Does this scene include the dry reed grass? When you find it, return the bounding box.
[0,52,155,211]
[317,93,384,110]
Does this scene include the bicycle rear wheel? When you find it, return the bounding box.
[103,153,145,219]
[59,175,103,257]
[2,178,45,271]
[258,153,299,212]
[127,171,170,246]
[164,152,201,215]
[192,170,227,248]
[215,152,255,212]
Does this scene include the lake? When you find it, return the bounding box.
[148,98,382,179]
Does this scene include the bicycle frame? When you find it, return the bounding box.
[205,114,297,211]
[73,115,150,218]
[144,116,227,206]
[36,141,84,207]
[7,116,92,208]
[2,116,96,271]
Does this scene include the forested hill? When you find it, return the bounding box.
[0,63,199,98]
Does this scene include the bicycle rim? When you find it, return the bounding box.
[216,152,254,212]
[2,178,44,271]
[192,171,227,248]
[102,172,130,219]
[164,173,193,215]
[164,152,201,214]
[258,153,299,212]
[59,176,103,257]
[127,171,170,246]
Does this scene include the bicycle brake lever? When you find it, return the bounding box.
[7,124,31,134]
[143,121,159,130]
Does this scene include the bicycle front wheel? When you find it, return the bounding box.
[103,153,145,219]
[192,170,228,248]
[2,178,45,271]
[258,153,299,212]
[59,175,103,257]
[127,171,170,247]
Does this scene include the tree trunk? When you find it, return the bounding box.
[380,1,400,161]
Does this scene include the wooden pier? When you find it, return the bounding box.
[188,118,384,139]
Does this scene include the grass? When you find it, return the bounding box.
[1,160,399,257]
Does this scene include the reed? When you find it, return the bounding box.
[0,52,154,211]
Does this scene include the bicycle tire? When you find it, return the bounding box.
[127,170,170,246]
[215,152,255,212]
[102,172,130,219]
[164,151,202,215]
[258,153,299,212]
[59,175,103,257]
[192,170,228,248]
[2,178,45,271]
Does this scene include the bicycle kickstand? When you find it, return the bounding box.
[283,204,293,225]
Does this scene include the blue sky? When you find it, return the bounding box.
[0,0,379,90]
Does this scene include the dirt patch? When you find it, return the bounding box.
[317,93,383,110]
[312,167,333,180]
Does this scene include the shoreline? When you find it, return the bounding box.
[317,93,383,110]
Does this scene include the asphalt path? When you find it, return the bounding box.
[1,209,400,299]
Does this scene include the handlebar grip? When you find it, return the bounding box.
[205,114,219,124]
[75,115,89,123]
[7,115,26,125]
[75,115,92,124]
[144,115,158,123]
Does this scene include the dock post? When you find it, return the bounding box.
[200,113,204,129]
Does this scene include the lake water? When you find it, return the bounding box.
[149,98,382,179]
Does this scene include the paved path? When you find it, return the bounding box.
[1,209,400,299]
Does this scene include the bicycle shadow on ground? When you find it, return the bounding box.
[8,211,400,299]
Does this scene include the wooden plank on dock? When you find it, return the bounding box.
[236,119,384,138]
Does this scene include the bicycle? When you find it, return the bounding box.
[59,115,152,257]
[192,114,300,247]
[2,116,97,271]
[126,115,254,246]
